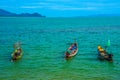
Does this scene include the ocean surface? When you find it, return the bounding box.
[0,17,120,80]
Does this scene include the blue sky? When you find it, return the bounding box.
[0,0,120,17]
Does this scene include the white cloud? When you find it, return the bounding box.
[84,2,117,7]
[20,1,119,10]
[64,7,96,10]
[21,5,97,11]
[37,2,51,5]
[21,6,43,9]
[49,6,97,10]
[45,0,72,2]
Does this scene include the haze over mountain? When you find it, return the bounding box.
[0,9,45,17]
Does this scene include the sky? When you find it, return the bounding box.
[0,0,120,17]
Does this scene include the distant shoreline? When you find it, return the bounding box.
[0,9,45,17]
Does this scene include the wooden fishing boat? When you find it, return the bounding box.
[97,46,113,62]
[65,43,78,58]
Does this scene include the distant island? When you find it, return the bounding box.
[0,9,45,17]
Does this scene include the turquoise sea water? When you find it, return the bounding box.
[0,17,120,80]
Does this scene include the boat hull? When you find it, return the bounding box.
[98,50,113,62]
[65,43,78,58]
[11,51,23,61]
